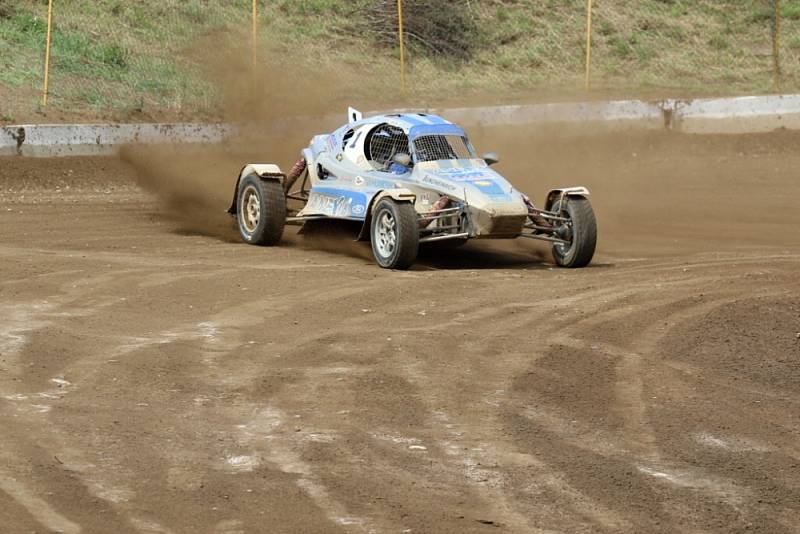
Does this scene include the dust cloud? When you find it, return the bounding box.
[120,37,800,259]
[120,37,402,242]
[476,128,800,256]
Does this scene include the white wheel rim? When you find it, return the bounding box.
[553,203,573,255]
[241,185,261,234]
[375,211,397,258]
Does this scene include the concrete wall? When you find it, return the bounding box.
[2,94,799,158]
[8,123,232,158]
[670,94,800,134]
[429,99,665,131]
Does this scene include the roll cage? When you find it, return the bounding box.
[357,122,478,172]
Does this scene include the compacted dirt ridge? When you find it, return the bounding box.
[0,130,799,533]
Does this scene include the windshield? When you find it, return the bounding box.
[413,134,476,162]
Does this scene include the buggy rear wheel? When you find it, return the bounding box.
[237,175,286,246]
[551,196,597,268]
[370,199,419,269]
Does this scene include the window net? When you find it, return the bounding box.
[413,135,475,162]
[366,124,411,171]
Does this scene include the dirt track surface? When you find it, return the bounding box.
[1,131,799,533]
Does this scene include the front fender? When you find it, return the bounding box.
[356,188,416,241]
[544,186,590,212]
[228,164,285,214]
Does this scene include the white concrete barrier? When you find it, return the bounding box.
[671,95,800,134]
[429,99,665,131]
[3,94,800,157]
[14,123,232,157]
[253,99,667,142]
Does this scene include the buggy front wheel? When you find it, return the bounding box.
[370,199,419,269]
[551,196,597,268]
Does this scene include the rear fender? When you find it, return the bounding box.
[544,186,590,212]
[356,188,416,241]
[228,164,285,214]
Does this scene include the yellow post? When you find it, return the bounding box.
[774,0,782,93]
[42,0,54,106]
[397,0,406,95]
[585,0,593,91]
[252,0,258,74]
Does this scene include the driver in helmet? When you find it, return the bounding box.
[388,152,412,174]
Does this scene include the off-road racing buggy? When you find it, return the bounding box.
[229,108,597,270]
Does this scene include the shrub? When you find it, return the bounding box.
[0,0,13,20]
[356,0,479,62]
[100,43,129,69]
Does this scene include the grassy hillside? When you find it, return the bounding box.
[1,0,799,122]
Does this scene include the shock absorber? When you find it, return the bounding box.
[421,196,452,229]
[284,158,307,193]
[522,193,552,229]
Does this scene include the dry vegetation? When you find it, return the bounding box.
[1,0,799,121]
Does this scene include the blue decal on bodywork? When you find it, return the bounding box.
[472,180,507,197]
[435,166,497,182]
[306,187,369,220]
[427,167,512,198]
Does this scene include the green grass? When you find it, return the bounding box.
[1,0,799,120]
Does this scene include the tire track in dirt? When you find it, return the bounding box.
[261,260,798,530]
[1,264,380,533]
[3,241,795,532]
[509,258,800,531]
[364,259,793,530]
[0,469,82,534]
[0,231,377,531]
[370,279,653,530]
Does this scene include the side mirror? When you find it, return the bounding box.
[482,152,500,166]
[393,153,412,166]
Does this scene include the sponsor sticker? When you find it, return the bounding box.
[437,168,491,181]
[422,175,456,191]
[472,179,507,197]
[306,188,369,219]
[308,193,353,217]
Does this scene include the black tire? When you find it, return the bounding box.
[551,196,597,268]
[236,175,286,246]
[370,199,419,269]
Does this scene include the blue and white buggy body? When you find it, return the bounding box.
[230,109,597,269]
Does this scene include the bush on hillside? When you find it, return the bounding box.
[355,0,479,62]
[0,0,14,19]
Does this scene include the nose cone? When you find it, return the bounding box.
[425,167,511,198]
[435,168,521,205]
[416,162,528,236]
[424,167,528,235]
[418,161,525,206]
